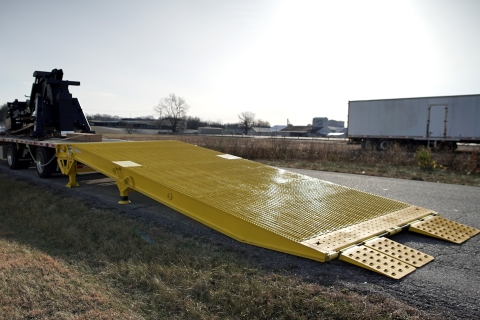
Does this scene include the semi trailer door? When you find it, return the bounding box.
[427,105,447,138]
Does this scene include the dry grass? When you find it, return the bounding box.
[0,173,438,319]
[103,133,480,186]
[0,240,139,319]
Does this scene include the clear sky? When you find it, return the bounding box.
[1,0,479,126]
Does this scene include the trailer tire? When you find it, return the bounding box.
[6,143,22,170]
[36,147,57,178]
[363,139,376,150]
[378,140,389,151]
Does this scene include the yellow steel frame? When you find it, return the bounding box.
[55,142,327,261]
[55,140,479,279]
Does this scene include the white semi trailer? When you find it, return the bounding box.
[347,94,480,150]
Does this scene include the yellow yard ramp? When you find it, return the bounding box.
[55,140,479,279]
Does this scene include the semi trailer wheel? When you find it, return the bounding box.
[362,139,376,150]
[36,147,57,178]
[6,143,21,170]
[378,140,389,151]
[7,143,32,169]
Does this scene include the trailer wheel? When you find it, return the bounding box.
[6,143,22,170]
[363,139,376,150]
[378,140,389,151]
[36,147,57,178]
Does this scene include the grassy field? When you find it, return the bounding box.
[101,130,480,187]
[0,173,438,319]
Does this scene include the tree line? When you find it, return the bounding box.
[2,93,271,134]
[87,93,270,133]
[152,93,269,133]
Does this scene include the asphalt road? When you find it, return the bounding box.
[0,160,479,319]
[284,168,480,319]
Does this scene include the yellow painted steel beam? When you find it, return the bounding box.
[54,140,479,279]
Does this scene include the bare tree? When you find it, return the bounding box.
[254,119,270,127]
[154,94,189,133]
[121,122,140,134]
[238,111,255,135]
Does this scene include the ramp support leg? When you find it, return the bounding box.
[57,158,79,188]
[116,181,134,205]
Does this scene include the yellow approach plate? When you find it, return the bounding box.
[410,216,480,244]
[55,140,479,279]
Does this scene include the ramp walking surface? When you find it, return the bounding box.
[55,140,478,279]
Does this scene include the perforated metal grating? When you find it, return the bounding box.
[301,206,433,252]
[339,245,416,279]
[410,216,480,244]
[73,141,423,243]
[364,238,434,267]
